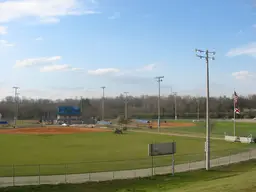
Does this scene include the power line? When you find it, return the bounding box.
[195,49,216,171]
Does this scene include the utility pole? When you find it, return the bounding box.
[100,86,106,121]
[173,92,177,120]
[155,76,164,132]
[124,92,129,120]
[195,49,216,171]
[13,86,19,128]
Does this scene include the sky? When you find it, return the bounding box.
[0,0,256,99]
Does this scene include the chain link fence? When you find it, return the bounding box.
[0,148,255,187]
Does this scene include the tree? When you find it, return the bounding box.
[0,93,255,120]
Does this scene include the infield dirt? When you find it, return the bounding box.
[0,127,110,135]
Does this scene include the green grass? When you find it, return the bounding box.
[0,132,253,177]
[143,121,256,137]
[1,160,255,192]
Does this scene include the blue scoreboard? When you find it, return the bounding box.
[57,106,81,116]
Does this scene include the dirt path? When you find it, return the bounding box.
[130,129,223,140]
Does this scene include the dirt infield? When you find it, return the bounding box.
[150,122,196,128]
[0,127,110,135]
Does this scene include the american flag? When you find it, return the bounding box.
[233,91,240,114]
[235,108,240,114]
[233,91,238,105]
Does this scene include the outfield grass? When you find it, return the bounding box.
[0,131,253,177]
[145,121,256,137]
[1,160,255,192]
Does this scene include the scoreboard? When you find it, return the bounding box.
[57,106,81,116]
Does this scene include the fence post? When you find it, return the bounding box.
[65,164,67,183]
[88,172,91,181]
[12,165,15,187]
[38,164,41,185]
[113,171,115,179]
[151,156,154,177]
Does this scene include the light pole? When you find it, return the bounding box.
[195,49,215,171]
[173,92,177,120]
[100,86,106,121]
[197,97,200,121]
[155,76,164,132]
[124,92,129,120]
[80,96,84,120]
[13,86,19,128]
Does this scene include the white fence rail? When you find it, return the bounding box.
[0,149,255,188]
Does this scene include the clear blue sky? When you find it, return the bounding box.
[0,0,255,99]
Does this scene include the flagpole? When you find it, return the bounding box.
[233,90,236,136]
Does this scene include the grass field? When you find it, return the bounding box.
[142,121,256,137]
[0,131,253,176]
[1,160,255,192]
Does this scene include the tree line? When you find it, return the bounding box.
[0,94,256,121]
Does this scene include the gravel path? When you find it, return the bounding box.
[0,149,255,188]
[131,129,223,140]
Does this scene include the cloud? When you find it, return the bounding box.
[35,37,43,41]
[87,63,157,77]
[136,64,156,72]
[71,67,84,71]
[232,70,255,80]
[14,56,61,68]
[88,68,120,75]
[0,0,99,24]
[236,30,243,36]
[0,26,7,35]
[39,17,60,24]
[108,12,120,20]
[14,55,83,72]
[0,39,14,47]
[40,64,84,72]
[40,64,70,72]
[90,0,98,4]
[109,75,154,85]
[226,42,256,57]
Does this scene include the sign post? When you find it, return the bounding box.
[172,153,175,176]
